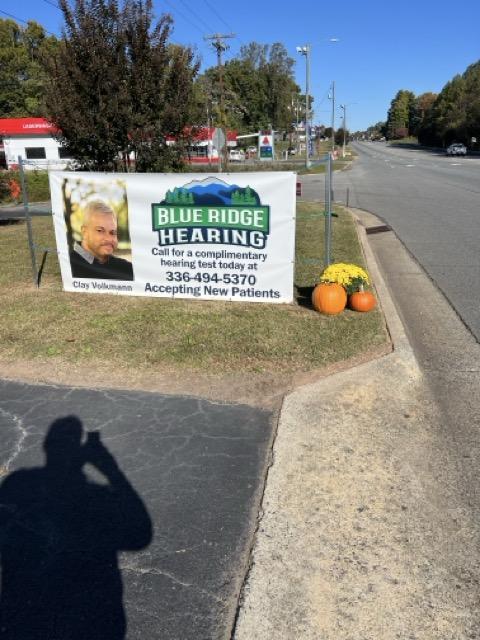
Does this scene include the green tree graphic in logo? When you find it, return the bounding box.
[231,186,256,205]
[164,188,195,204]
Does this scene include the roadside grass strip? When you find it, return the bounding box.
[0,203,388,375]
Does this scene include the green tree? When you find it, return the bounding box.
[383,59,480,147]
[43,0,199,171]
[386,89,416,139]
[0,18,58,117]
[462,61,480,144]
[410,92,437,136]
[193,41,301,134]
[265,43,299,131]
[420,63,480,146]
[365,121,386,139]
[334,127,349,146]
[432,75,467,145]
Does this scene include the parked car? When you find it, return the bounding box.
[287,147,297,155]
[446,143,467,156]
[247,146,257,154]
[228,149,245,162]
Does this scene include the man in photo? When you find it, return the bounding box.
[69,200,134,280]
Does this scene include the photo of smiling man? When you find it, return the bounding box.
[69,200,134,281]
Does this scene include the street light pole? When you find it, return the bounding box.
[296,44,311,169]
[295,97,300,153]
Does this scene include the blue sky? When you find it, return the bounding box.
[2,0,480,132]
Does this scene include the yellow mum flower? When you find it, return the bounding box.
[320,262,369,293]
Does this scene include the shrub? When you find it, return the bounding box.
[0,170,50,204]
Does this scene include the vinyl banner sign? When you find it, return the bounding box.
[49,172,296,303]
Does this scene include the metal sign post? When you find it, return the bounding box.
[324,152,333,267]
[212,128,226,172]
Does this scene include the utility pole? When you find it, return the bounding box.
[296,45,311,168]
[204,33,235,171]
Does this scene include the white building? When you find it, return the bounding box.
[0,117,72,170]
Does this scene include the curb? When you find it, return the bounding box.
[349,207,415,361]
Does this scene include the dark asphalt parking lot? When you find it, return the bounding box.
[0,379,274,640]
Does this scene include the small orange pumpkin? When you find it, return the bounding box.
[312,282,347,315]
[349,290,376,312]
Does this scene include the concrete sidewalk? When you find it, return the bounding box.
[234,214,480,639]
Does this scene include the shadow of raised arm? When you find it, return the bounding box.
[83,432,153,550]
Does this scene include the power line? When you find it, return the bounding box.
[176,0,215,34]
[201,0,234,36]
[201,0,246,48]
[0,9,56,36]
[42,0,61,9]
[162,0,209,39]
[317,87,332,106]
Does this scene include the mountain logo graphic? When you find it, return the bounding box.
[152,178,270,249]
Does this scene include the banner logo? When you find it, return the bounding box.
[152,177,270,248]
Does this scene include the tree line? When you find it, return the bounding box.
[0,0,304,171]
[383,60,480,146]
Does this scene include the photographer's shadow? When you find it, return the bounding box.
[0,416,152,640]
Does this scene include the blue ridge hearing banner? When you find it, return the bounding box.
[49,171,296,303]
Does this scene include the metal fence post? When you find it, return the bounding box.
[18,156,39,287]
[324,152,333,267]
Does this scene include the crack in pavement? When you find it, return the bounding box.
[0,407,28,475]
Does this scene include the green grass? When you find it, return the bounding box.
[0,203,388,375]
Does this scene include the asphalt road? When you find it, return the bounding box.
[0,202,51,220]
[301,141,480,341]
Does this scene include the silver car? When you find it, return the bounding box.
[446,143,467,156]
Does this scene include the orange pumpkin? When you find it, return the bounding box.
[312,283,347,315]
[349,290,376,312]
